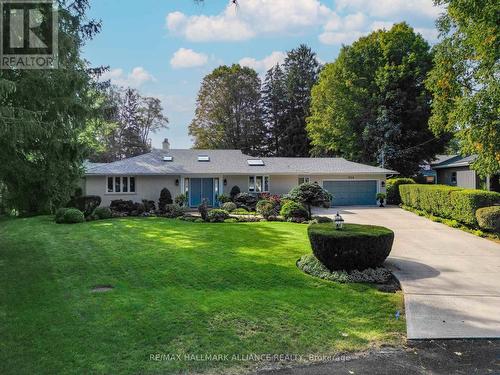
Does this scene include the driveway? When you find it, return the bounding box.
[313,206,500,339]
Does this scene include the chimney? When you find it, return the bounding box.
[162,138,170,151]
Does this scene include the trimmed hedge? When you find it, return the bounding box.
[308,223,394,271]
[399,184,500,225]
[386,178,415,205]
[476,206,500,232]
[207,209,230,223]
[93,207,112,220]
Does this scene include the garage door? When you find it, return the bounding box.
[323,180,377,206]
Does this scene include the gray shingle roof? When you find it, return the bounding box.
[432,155,477,169]
[85,149,398,176]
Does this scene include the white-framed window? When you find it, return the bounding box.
[249,175,269,193]
[298,177,310,185]
[107,176,136,193]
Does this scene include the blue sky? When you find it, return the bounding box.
[83,0,443,149]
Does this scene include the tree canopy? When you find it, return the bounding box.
[307,23,447,176]
[189,64,265,155]
[426,0,500,176]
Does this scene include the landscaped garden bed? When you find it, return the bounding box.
[0,216,404,374]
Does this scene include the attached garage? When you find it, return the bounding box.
[323,180,378,206]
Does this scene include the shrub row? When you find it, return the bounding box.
[399,184,500,225]
[386,178,415,205]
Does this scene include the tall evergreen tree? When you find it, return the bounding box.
[261,65,287,156]
[0,0,101,213]
[307,23,447,176]
[281,45,320,157]
[189,64,265,155]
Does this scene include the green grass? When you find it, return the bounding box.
[0,216,404,374]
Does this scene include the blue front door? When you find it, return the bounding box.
[190,178,214,207]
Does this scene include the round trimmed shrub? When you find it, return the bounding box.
[308,223,394,271]
[222,202,237,212]
[207,209,229,223]
[256,200,275,219]
[61,208,85,224]
[280,201,309,220]
[93,207,112,220]
[164,204,185,218]
[54,208,69,223]
[476,206,500,232]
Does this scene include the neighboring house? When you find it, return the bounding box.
[419,155,457,184]
[426,155,500,192]
[84,139,397,208]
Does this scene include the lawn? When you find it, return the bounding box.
[0,216,404,374]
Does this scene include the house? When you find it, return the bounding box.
[83,139,398,208]
[419,155,457,184]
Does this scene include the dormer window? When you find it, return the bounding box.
[163,156,173,162]
[197,155,210,162]
[247,159,264,166]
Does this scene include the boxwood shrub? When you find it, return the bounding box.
[475,206,500,232]
[386,178,415,205]
[93,207,112,220]
[308,223,394,271]
[55,208,85,224]
[399,184,500,225]
[222,202,237,212]
[207,209,230,223]
[280,201,309,220]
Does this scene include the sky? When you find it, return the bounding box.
[83,0,444,149]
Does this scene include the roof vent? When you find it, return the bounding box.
[163,156,173,162]
[197,155,210,162]
[247,159,264,166]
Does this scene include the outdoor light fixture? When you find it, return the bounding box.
[224,179,227,186]
[334,212,344,230]
[175,179,179,186]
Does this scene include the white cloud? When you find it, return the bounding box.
[335,0,442,19]
[415,27,439,42]
[166,0,331,42]
[100,66,155,88]
[239,51,286,73]
[170,48,208,69]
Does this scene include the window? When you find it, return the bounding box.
[298,177,310,185]
[249,175,269,193]
[107,176,136,193]
[184,178,189,195]
[214,178,219,199]
[197,155,210,162]
[451,172,457,185]
[163,156,173,162]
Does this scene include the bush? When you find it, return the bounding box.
[175,194,187,207]
[142,200,156,212]
[164,204,185,218]
[198,199,209,221]
[256,200,276,219]
[232,208,251,215]
[476,206,500,232]
[54,208,68,223]
[222,202,237,212]
[55,208,85,224]
[280,201,309,220]
[234,192,258,211]
[207,209,230,223]
[285,183,331,216]
[386,178,415,205]
[399,184,500,225]
[93,207,112,220]
[110,200,142,215]
[224,218,238,223]
[158,188,173,211]
[230,185,241,200]
[217,194,231,204]
[308,223,394,271]
[311,216,333,223]
[67,195,101,217]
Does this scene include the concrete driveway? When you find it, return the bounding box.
[313,206,500,339]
